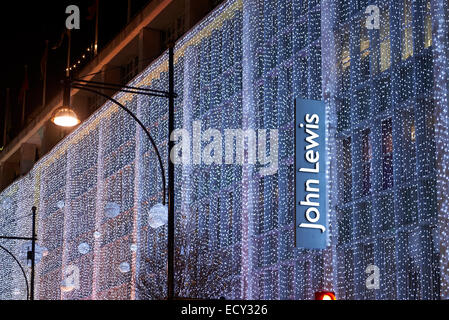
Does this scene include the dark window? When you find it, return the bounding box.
[360,20,370,81]
[382,118,393,154]
[382,118,394,190]
[342,137,352,203]
[361,129,372,196]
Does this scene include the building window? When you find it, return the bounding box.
[340,29,351,71]
[360,20,370,80]
[382,118,394,190]
[424,1,432,48]
[339,28,351,92]
[402,0,414,60]
[342,137,352,203]
[380,8,391,72]
[361,129,372,196]
[402,109,417,181]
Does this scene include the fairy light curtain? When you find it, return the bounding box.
[1,0,448,300]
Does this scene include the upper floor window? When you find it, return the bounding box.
[402,0,414,60]
[380,8,391,72]
[401,109,417,181]
[360,20,370,80]
[340,29,351,71]
[339,28,351,91]
[382,118,394,190]
[361,128,372,196]
[342,137,353,203]
[424,0,432,48]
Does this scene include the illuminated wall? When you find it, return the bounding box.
[328,0,446,300]
[0,0,448,300]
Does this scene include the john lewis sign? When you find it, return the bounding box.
[295,99,328,249]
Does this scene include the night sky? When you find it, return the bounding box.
[0,0,151,144]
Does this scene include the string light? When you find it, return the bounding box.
[0,0,446,301]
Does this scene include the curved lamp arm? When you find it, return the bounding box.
[71,85,167,206]
[0,244,30,300]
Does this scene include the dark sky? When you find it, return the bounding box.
[0,0,151,144]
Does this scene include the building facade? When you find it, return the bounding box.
[1,0,448,300]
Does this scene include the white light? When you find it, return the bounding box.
[1,197,12,210]
[148,204,168,229]
[104,202,121,219]
[60,279,75,293]
[78,243,90,255]
[57,200,65,209]
[52,108,80,128]
[119,262,131,274]
[93,231,102,240]
[20,243,48,266]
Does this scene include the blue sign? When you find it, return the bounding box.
[295,99,328,249]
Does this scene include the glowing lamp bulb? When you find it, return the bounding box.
[52,108,80,128]
[148,203,168,229]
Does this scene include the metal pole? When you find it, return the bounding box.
[167,45,175,300]
[0,236,34,241]
[30,206,37,301]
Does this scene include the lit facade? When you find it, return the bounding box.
[1,0,448,300]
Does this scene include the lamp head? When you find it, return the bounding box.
[51,107,80,128]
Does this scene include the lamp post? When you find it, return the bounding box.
[0,206,38,300]
[51,47,176,300]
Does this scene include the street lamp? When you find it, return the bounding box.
[50,47,176,300]
[51,108,80,128]
[52,79,170,217]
